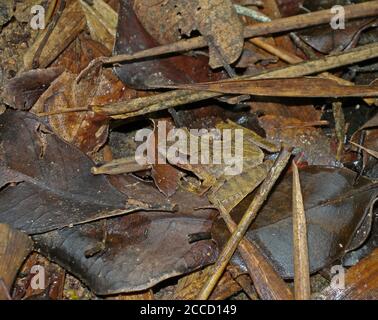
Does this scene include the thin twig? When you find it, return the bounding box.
[91,157,151,175]
[197,147,292,299]
[292,161,311,300]
[36,107,90,117]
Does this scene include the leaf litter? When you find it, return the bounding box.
[0,0,378,300]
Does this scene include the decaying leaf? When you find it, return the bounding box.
[31,36,121,155]
[351,113,378,178]
[258,115,336,166]
[298,18,377,54]
[196,0,244,68]
[33,193,218,294]
[343,204,377,267]
[213,166,378,278]
[51,35,110,74]
[31,71,109,155]
[0,111,171,234]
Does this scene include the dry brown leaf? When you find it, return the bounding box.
[133,0,198,44]
[134,0,244,68]
[51,36,110,74]
[196,0,244,68]
[1,67,64,110]
[149,119,184,197]
[208,160,273,214]
[31,71,109,155]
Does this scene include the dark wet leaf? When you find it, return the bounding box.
[1,67,64,110]
[33,187,218,294]
[258,114,337,166]
[150,119,183,197]
[114,0,217,89]
[212,166,378,278]
[51,36,111,74]
[343,206,378,267]
[134,0,244,68]
[0,110,170,234]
